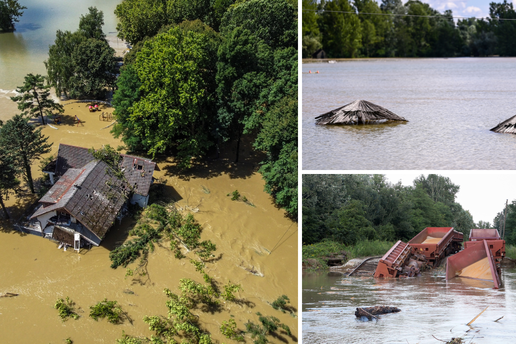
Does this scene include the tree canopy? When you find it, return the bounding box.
[0,0,26,32]
[303,174,475,246]
[112,22,220,168]
[111,0,298,218]
[0,114,52,194]
[45,7,116,99]
[0,147,20,219]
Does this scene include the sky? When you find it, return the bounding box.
[382,0,514,19]
[383,172,516,225]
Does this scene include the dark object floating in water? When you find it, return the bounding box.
[490,114,516,134]
[315,100,408,125]
[355,306,401,321]
[0,293,19,298]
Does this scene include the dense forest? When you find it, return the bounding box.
[110,0,298,218]
[302,0,516,58]
[302,174,479,246]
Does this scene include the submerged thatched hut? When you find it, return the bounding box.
[490,114,516,134]
[315,100,408,125]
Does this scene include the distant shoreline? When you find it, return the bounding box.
[302,56,514,63]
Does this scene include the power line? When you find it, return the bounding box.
[302,8,516,21]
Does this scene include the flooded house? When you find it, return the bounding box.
[19,144,157,249]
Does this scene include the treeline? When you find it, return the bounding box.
[303,0,516,58]
[302,174,476,246]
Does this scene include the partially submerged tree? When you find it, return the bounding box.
[0,114,53,194]
[10,73,64,125]
[0,148,20,219]
[45,7,115,99]
[0,0,26,32]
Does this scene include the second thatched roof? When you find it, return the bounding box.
[315,100,408,125]
[490,114,516,134]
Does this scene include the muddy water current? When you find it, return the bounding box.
[303,269,516,343]
[302,58,516,170]
[0,103,298,343]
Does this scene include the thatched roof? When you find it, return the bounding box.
[315,100,408,125]
[490,114,516,134]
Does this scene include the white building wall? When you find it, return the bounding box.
[37,211,57,231]
[130,194,149,208]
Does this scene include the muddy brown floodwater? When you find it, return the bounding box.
[303,268,516,344]
[0,102,298,343]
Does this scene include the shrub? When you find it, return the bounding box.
[54,297,79,321]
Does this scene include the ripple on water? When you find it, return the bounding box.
[303,58,516,170]
[303,268,516,343]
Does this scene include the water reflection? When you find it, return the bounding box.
[303,268,515,343]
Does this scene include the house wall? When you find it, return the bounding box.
[37,211,57,231]
[130,194,149,208]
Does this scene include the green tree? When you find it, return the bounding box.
[216,0,297,162]
[0,148,20,219]
[78,6,106,40]
[355,0,387,57]
[69,38,116,98]
[45,30,84,98]
[114,0,168,45]
[114,22,220,167]
[302,0,322,57]
[111,64,142,151]
[10,74,64,125]
[0,0,26,31]
[319,0,362,57]
[488,0,516,56]
[327,200,376,245]
[254,96,298,217]
[0,114,53,194]
[45,8,115,99]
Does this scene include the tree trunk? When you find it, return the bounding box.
[34,88,46,125]
[23,156,34,194]
[0,195,9,219]
[234,131,242,163]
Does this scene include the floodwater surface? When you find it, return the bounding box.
[303,269,516,343]
[0,103,298,343]
[303,58,516,170]
[0,0,125,122]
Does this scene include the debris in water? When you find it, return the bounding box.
[354,306,400,321]
[0,293,19,298]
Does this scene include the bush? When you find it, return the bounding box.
[506,245,516,260]
[54,297,79,321]
[89,299,125,324]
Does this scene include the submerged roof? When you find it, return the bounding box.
[32,160,129,240]
[315,100,408,125]
[490,114,516,134]
[54,144,157,196]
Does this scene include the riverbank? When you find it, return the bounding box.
[302,240,393,271]
[0,102,298,343]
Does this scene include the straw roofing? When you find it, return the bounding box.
[315,100,408,125]
[490,114,516,134]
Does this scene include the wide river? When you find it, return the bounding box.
[0,0,122,122]
[303,268,516,343]
[302,58,516,170]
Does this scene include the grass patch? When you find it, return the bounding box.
[302,240,393,270]
[346,240,393,259]
[506,245,516,260]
